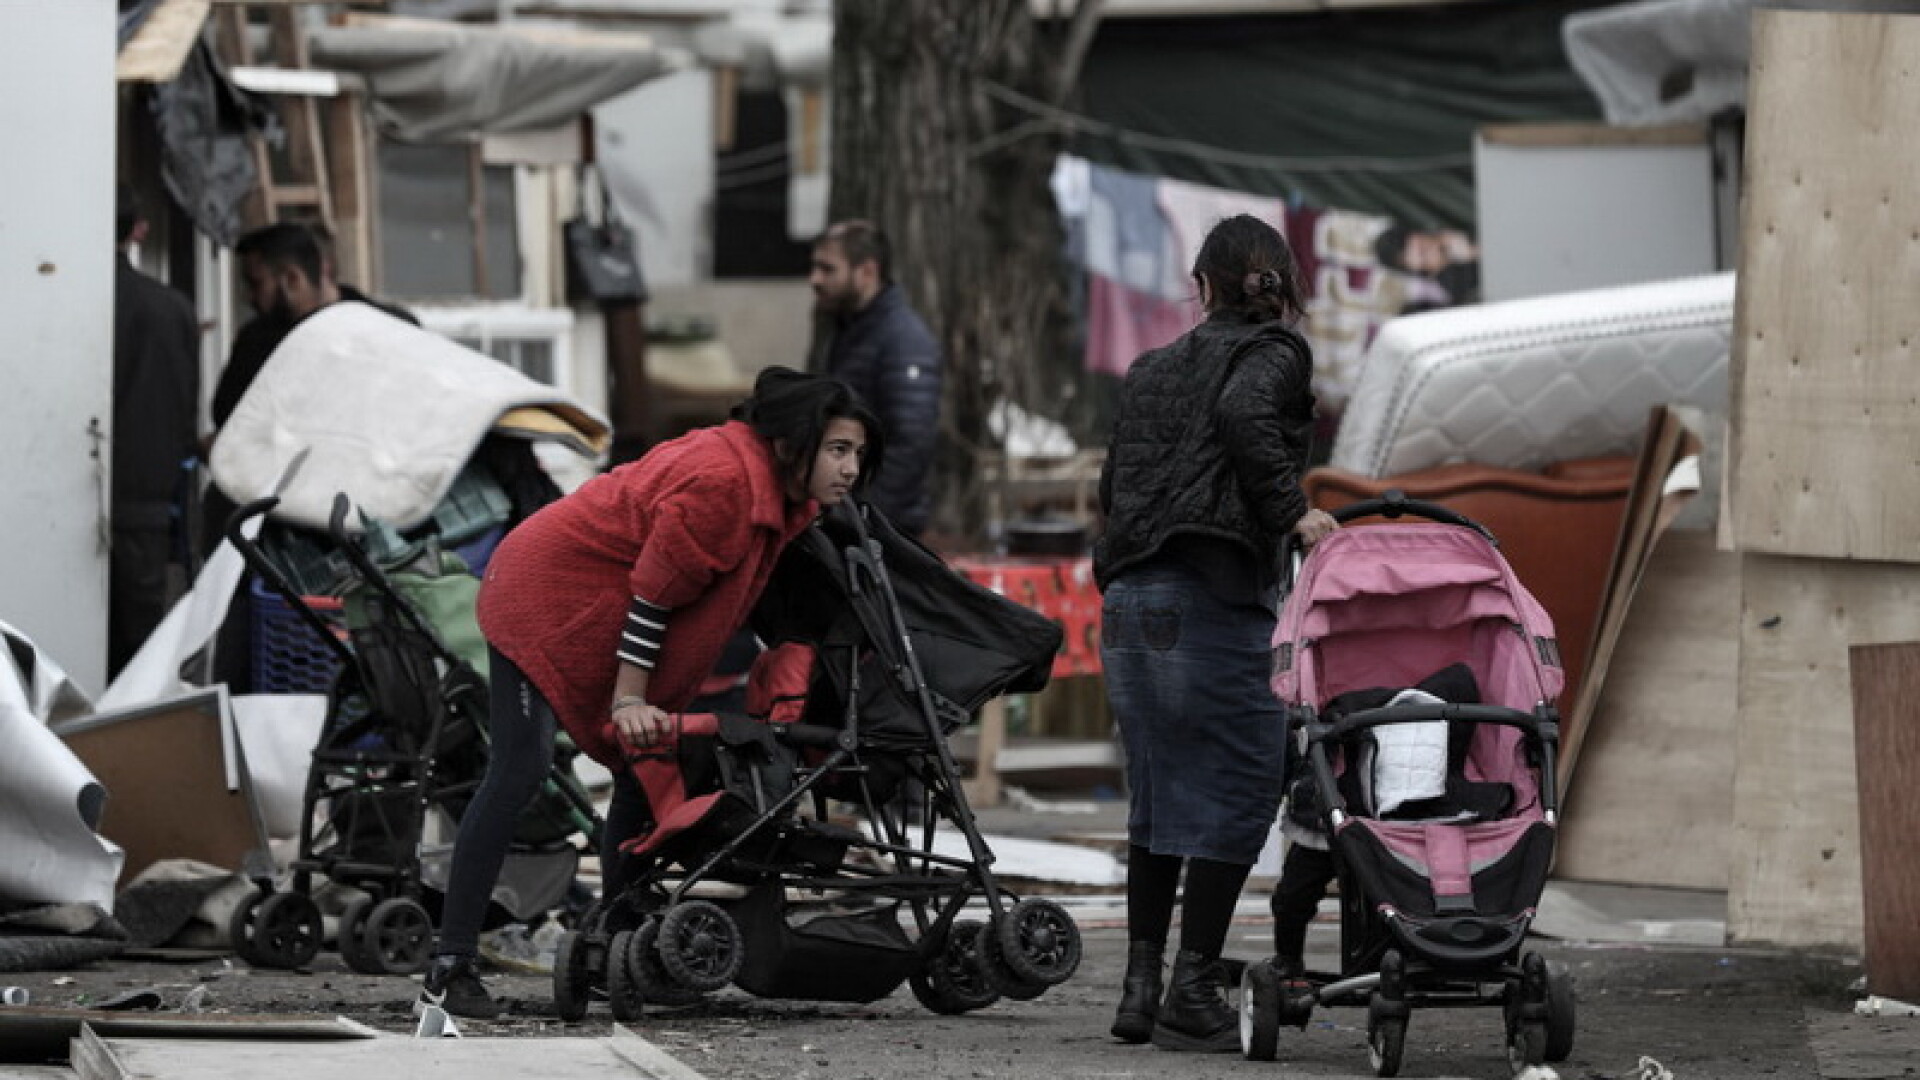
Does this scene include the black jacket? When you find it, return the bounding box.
[820,285,943,534]
[112,257,201,528]
[1094,313,1315,591]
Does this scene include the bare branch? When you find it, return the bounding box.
[1048,0,1107,106]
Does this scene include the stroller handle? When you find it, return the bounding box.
[1305,701,1559,746]
[1327,490,1498,544]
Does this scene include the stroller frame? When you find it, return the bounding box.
[224,492,599,976]
[555,500,1081,1020]
[1240,494,1575,1077]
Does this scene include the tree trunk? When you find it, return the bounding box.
[829,1,1097,545]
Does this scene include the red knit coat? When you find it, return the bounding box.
[476,422,818,768]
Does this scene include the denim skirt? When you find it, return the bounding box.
[1101,561,1287,865]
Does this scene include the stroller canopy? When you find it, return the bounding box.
[1273,523,1564,713]
[752,504,1063,747]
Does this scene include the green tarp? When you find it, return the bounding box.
[1070,0,1611,229]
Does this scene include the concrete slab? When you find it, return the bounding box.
[1534,880,1727,947]
[1807,1008,1920,1080]
[72,1026,710,1080]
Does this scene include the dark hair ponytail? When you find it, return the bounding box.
[731,366,885,495]
[1192,214,1306,325]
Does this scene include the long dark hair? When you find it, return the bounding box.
[731,366,885,496]
[1192,214,1306,325]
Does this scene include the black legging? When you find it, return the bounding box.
[437,646,646,956]
[1269,843,1338,961]
[1126,845,1253,962]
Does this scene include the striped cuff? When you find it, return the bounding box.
[617,595,671,670]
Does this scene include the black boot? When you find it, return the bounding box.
[1110,940,1164,1043]
[1150,948,1239,1052]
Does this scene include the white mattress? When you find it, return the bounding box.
[1331,272,1734,480]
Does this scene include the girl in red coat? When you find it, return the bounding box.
[418,367,883,1019]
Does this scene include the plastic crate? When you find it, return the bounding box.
[250,578,350,694]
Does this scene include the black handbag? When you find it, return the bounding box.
[564,165,648,306]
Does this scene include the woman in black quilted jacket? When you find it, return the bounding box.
[1095,213,1338,1052]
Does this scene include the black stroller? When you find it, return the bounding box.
[551,500,1084,1020]
[1240,495,1575,1076]
[225,492,600,975]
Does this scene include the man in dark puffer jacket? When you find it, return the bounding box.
[809,220,943,536]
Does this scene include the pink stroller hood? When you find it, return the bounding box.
[1271,523,1564,814]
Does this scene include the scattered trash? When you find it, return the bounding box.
[93,988,164,1012]
[51,977,74,987]
[1854,994,1920,1018]
[178,985,208,1012]
[0,987,27,1006]
[1513,1067,1560,1080]
[414,1004,462,1038]
[1637,1056,1675,1080]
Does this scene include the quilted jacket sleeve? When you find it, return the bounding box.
[626,476,753,609]
[866,321,943,532]
[1216,335,1315,543]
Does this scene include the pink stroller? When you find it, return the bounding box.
[1240,494,1575,1076]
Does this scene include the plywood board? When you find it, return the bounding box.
[55,692,264,887]
[1727,10,1920,563]
[1849,641,1920,1000]
[1728,554,1920,948]
[1556,531,1739,890]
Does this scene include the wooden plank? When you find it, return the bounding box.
[1728,554,1920,948]
[54,693,263,887]
[1477,123,1706,148]
[1555,531,1739,889]
[324,93,374,289]
[1727,10,1920,563]
[1559,408,1700,796]
[116,0,211,84]
[1850,641,1920,1001]
[961,697,1005,809]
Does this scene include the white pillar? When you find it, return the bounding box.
[0,0,115,694]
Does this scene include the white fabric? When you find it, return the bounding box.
[98,520,261,713]
[0,620,123,911]
[1562,0,1761,127]
[1367,689,1450,817]
[210,303,607,533]
[230,694,329,840]
[1155,175,1287,291]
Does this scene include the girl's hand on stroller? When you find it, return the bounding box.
[1292,508,1338,548]
[613,701,674,749]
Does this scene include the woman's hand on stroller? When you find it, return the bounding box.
[612,698,675,750]
[1291,508,1338,548]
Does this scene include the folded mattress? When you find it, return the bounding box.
[1331,272,1734,480]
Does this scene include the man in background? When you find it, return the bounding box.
[110,183,201,678]
[808,219,943,536]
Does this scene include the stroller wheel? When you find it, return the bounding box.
[632,919,706,1007]
[973,918,1046,1001]
[363,898,433,975]
[252,892,324,970]
[909,920,1000,1015]
[551,930,591,1023]
[1239,961,1282,1061]
[1544,961,1576,1062]
[656,901,743,993]
[606,930,647,1022]
[227,889,271,968]
[994,899,1082,987]
[1366,1009,1406,1078]
[336,896,381,974]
